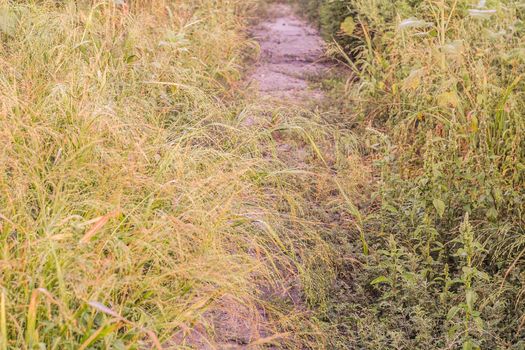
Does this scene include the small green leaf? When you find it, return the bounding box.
[466,290,477,310]
[125,54,139,64]
[486,207,498,220]
[383,204,398,213]
[370,276,391,286]
[402,272,416,283]
[455,248,467,257]
[462,266,473,274]
[448,324,459,337]
[340,16,356,36]
[437,91,460,108]
[447,306,461,320]
[463,339,474,350]
[474,315,484,330]
[475,269,490,281]
[433,198,446,218]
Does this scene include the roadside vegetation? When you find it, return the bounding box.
[300,0,525,348]
[0,0,367,348]
[2,0,523,349]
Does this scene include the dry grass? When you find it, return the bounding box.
[0,0,367,348]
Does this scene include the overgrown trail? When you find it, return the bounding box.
[231,3,358,349]
[248,3,328,101]
[172,5,348,348]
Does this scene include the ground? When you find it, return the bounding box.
[248,3,328,101]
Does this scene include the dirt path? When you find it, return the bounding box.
[173,5,337,349]
[248,3,327,101]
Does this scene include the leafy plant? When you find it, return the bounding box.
[300,0,525,347]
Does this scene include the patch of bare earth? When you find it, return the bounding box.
[247,3,328,101]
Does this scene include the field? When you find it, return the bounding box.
[1,0,524,349]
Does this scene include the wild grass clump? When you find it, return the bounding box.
[0,0,364,348]
[300,0,525,348]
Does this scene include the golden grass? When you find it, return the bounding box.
[0,0,367,348]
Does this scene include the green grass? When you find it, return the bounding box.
[0,0,368,348]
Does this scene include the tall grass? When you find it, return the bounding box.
[0,0,366,348]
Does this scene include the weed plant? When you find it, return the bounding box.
[299,0,525,348]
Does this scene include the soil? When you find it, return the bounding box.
[247,3,328,100]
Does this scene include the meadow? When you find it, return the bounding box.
[1,0,524,349]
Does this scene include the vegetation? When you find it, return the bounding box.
[0,0,365,348]
[2,0,524,348]
[300,0,525,348]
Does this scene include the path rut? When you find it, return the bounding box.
[248,3,327,100]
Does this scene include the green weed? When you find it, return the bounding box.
[299,0,525,348]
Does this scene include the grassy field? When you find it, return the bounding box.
[2,0,524,349]
[300,0,525,348]
[0,0,372,348]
